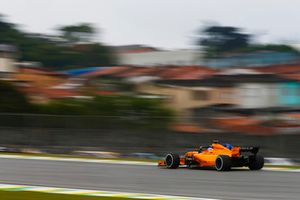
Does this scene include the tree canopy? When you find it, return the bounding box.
[199,25,251,58]
[198,25,299,58]
[0,15,116,69]
[0,81,31,112]
[59,23,96,44]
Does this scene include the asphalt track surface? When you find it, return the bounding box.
[0,158,299,200]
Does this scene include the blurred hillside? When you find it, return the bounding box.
[1,15,300,158]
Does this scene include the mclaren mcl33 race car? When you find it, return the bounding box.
[158,141,264,171]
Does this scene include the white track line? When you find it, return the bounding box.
[0,154,156,166]
[263,167,300,172]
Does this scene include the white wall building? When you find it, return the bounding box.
[118,49,201,66]
[291,44,300,52]
[236,83,278,109]
[0,44,17,79]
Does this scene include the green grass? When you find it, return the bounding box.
[0,191,136,200]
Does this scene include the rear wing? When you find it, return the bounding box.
[240,146,259,154]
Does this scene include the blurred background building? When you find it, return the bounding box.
[0,44,17,79]
[114,45,201,66]
[0,12,300,159]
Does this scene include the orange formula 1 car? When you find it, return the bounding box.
[158,141,264,171]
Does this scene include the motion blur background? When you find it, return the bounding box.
[0,0,299,163]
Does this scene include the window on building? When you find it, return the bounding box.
[220,91,233,100]
[192,90,209,100]
[242,87,259,97]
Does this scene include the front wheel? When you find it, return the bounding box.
[248,154,264,170]
[215,155,231,171]
[165,153,180,169]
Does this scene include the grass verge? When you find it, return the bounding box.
[0,191,141,200]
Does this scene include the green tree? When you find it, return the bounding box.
[199,25,251,58]
[0,81,31,112]
[0,15,116,69]
[59,23,96,44]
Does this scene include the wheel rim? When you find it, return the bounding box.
[216,157,223,170]
[165,154,173,167]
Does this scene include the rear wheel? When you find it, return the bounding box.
[215,155,231,171]
[248,154,264,170]
[165,153,180,169]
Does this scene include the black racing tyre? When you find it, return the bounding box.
[215,155,231,171]
[165,153,180,169]
[248,154,264,170]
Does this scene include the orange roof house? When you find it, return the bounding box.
[158,66,218,80]
[14,68,67,88]
[80,66,131,78]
